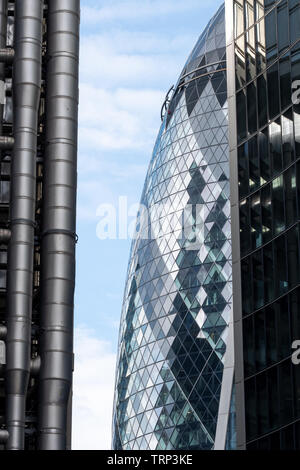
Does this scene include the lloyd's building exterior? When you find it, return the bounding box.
[113,0,300,451]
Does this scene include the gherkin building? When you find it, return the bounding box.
[112,3,235,450]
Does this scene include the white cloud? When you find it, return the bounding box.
[79,33,189,88]
[72,326,117,450]
[79,84,164,152]
[82,0,206,24]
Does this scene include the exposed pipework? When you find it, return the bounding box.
[0,429,8,444]
[0,228,11,244]
[5,0,43,450]
[0,135,14,149]
[0,48,14,63]
[38,0,80,450]
[0,0,7,163]
[0,325,7,340]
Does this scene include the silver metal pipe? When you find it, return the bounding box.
[0,0,7,162]
[0,47,14,63]
[0,228,11,244]
[0,429,9,444]
[5,0,43,450]
[38,0,80,450]
[0,135,14,149]
[0,325,7,340]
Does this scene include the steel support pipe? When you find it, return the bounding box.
[0,325,7,339]
[0,136,14,149]
[0,228,11,244]
[0,429,8,444]
[5,0,43,450]
[0,0,7,162]
[38,0,80,451]
[0,47,14,63]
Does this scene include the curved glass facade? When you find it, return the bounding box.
[112,4,235,450]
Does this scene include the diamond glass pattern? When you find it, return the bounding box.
[112,3,234,450]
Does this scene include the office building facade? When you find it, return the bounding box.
[113,0,300,451]
[228,0,300,450]
[0,0,80,450]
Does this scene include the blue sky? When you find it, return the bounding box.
[73,0,224,450]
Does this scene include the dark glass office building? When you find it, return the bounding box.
[0,0,80,450]
[228,0,300,450]
[113,0,300,451]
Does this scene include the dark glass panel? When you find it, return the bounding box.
[277,2,289,53]
[255,310,266,372]
[247,81,257,135]
[259,128,270,184]
[267,62,280,119]
[261,184,272,244]
[294,104,300,157]
[265,304,277,366]
[257,373,269,435]
[276,295,290,361]
[279,53,291,111]
[256,6,266,74]
[272,174,285,235]
[251,192,262,249]
[252,250,264,310]
[236,35,246,90]
[240,198,251,255]
[265,9,277,64]
[284,165,297,227]
[257,74,267,128]
[274,234,288,296]
[264,242,274,303]
[248,136,260,192]
[243,316,255,377]
[237,88,247,142]
[246,26,256,82]
[278,361,293,427]
[268,367,279,432]
[290,288,300,343]
[289,1,300,45]
[245,378,257,441]
[242,257,253,315]
[269,119,282,175]
[287,225,300,289]
[238,143,249,199]
[282,109,295,166]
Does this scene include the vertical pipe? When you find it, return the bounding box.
[38,0,80,450]
[5,0,43,450]
[0,0,7,159]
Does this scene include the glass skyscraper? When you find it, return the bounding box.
[112,4,235,451]
[113,0,300,451]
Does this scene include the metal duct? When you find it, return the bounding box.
[0,228,10,243]
[0,0,7,162]
[0,48,14,63]
[0,429,8,444]
[5,0,43,450]
[0,135,14,149]
[0,325,6,340]
[38,0,80,450]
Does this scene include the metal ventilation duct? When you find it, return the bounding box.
[5,0,43,450]
[38,0,80,450]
